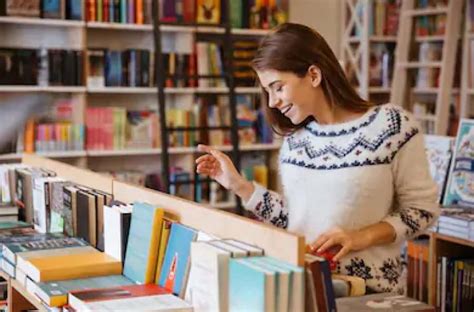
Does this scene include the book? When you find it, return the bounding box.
[247,257,291,312]
[68,284,171,311]
[21,249,122,282]
[35,275,134,308]
[70,293,192,311]
[3,236,88,265]
[158,222,197,297]
[424,135,454,203]
[154,217,174,283]
[196,0,221,24]
[336,293,435,311]
[186,241,232,311]
[250,256,305,312]
[32,176,64,233]
[229,257,276,312]
[104,203,131,262]
[123,202,164,284]
[0,221,32,231]
[305,253,336,312]
[443,119,474,208]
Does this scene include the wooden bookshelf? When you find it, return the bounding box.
[86,21,153,31]
[428,231,474,306]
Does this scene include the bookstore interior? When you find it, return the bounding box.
[0,0,473,311]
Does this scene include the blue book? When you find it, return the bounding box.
[105,51,122,87]
[123,202,164,284]
[120,0,127,23]
[42,0,62,19]
[229,258,276,312]
[158,223,197,297]
[66,0,82,20]
[249,256,305,312]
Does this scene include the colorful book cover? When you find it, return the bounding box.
[443,119,474,208]
[158,223,197,297]
[123,202,164,284]
[196,0,221,24]
[424,135,454,203]
[36,275,134,307]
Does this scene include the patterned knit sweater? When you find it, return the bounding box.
[243,103,439,293]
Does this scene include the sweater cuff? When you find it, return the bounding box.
[381,215,407,244]
[242,181,267,212]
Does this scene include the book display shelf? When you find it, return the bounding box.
[0,0,287,212]
[0,154,303,311]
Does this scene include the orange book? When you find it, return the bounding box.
[23,251,122,282]
[24,119,35,153]
[135,0,144,24]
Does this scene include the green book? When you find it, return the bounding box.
[0,221,32,231]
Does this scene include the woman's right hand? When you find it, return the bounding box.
[195,144,254,201]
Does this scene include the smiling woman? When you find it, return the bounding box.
[195,23,439,294]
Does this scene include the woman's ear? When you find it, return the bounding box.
[308,65,322,88]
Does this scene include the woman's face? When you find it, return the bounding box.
[256,69,320,125]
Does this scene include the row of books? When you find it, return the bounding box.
[436,208,474,241]
[86,107,160,151]
[368,43,395,88]
[435,257,474,312]
[0,164,312,311]
[352,0,399,37]
[159,0,288,29]
[406,239,430,303]
[369,0,400,37]
[0,0,82,20]
[88,49,151,88]
[26,120,85,153]
[416,0,448,9]
[415,15,447,37]
[0,48,83,86]
[86,0,152,24]
[233,40,258,87]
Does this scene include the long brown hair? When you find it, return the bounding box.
[252,23,371,135]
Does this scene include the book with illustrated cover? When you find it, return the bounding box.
[443,119,474,208]
[424,135,454,203]
[158,222,197,297]
[196,0,221,24]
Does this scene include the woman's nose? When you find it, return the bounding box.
[268,93,281,108]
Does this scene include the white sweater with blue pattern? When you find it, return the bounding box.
[243,103,439,293]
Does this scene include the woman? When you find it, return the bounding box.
[196,23,439,294]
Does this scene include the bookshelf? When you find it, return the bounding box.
[390,0,463,135]
[0,1,285,211]
[341,0,400,104]
[427,231,474,306]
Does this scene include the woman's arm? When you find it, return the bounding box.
[196,144,289,229]
[311,131,439,261]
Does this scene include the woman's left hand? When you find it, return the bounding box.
[308,227,372,262]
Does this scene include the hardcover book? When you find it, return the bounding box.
[424,135,454,203]
[158,222,197,297]
[443,119,474,208]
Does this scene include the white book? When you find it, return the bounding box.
[103,204,131,261]
[16,267,28,287]
[70,294,193,312]
[207,240,248,258]
[186,241,231,312]
[32,177,64,233]
[0,258,15,278]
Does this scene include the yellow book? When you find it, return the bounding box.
[154,217,174,284]
[196,0,221,24]
[253,165,268,188]
[23,250,122,282]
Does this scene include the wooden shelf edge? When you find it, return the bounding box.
[432,232,474,248]
[10,279,47,312]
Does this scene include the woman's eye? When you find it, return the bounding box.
[276,86,283,92]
